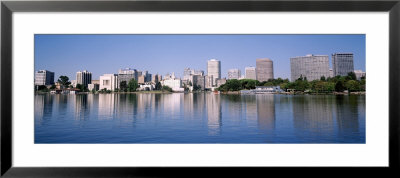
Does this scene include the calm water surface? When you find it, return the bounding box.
[35,93,365,143]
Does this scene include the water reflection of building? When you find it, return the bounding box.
[244,95,257,126]
[34,94,45,122]
[98,94,118,120]
[162,93,182,116]
[256,94,275,131]
[35,94,55,125]
[183,93,194,118]
[206,93,222,135]
[226,95,243,123]
[334,95,361,140]
[292,96,334,139]
[74,94,91,120]
[136,93,155,119]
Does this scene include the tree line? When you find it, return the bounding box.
[217,72,366,93]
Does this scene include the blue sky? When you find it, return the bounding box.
[35,34,365,81]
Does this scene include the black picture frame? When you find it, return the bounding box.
[1,0,399,177]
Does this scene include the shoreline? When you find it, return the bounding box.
[36,91,365,95]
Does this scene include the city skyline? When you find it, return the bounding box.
[35,34,365,80]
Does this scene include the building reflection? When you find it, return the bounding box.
[74,94,91,120]
[98,94,118,120]
[292,96,334,139]
[243,95,257,127]
[334,95,361,140]
[206,93,222,135]
[256,94,275,131]
[226,95,243,123]
[162,93,182,117]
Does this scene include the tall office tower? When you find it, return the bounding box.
[138,75,146,84]
[118,68,137,85]
[207,59,221,86]
[332,53,354,77]
[256,58,274,82]
[205,75,214,89]
[190,74,206,90]
[290,54,330,81]
[183,68,193,80]
[141,71,152,82]
[76,70,92,87]
[227,68,241,80]
[193,70,204,76]
[35,70,55,86]
[152,74,161,84]
[99,74,118,91]
[245,66,256,80]
[184,68,205,81]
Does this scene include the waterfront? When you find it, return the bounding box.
[35,93,365,143]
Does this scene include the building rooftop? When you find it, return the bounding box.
[256,58,272,62]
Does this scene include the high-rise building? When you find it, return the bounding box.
[141,71,152,82]
[190,75,205,90]
[207,59,221,86]
[152,74,161,84]
[332,53,354,77]
[138,75,146,84]
[256,58,274,82]
[245,66,256,80]
[329,69,334,78]
[35,70,54,86]
[183,68,193,81]
[205,75,214,89]
[118,68,137,85]
[227,69,241,80]
[290,54,330,81]
[99,74,118,91]
[76,70,92,87]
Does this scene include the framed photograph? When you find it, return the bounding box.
[1,0,399,177]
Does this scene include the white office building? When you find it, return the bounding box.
[35,70,54,86]
[354,70,366,80]
[207,59,221,86]
[99,74,119,91]
[245,66,256,80]
[228,68,241,80]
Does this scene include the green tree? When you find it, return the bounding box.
[162,85,173,92]
[57,76,71,88]
[37,85,49,92]
[245,80,257,89]
[225,79,241,91]
[347,72,357,80]
[155,82,162,90]
[119,81,128,92]
[76,84,83,91]
[50,84,56,90]
[346,80,360,92]
[128,79,139,92]
[320,76,326,81]
[335,80,345,92]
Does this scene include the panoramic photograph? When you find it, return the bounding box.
[34,34,366,143]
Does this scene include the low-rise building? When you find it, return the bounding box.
[88,83,100,91]
[138,83,155,91]
[354,70,366,80]
[99,74,118,91]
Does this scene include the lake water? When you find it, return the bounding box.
[34,93,365,143]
